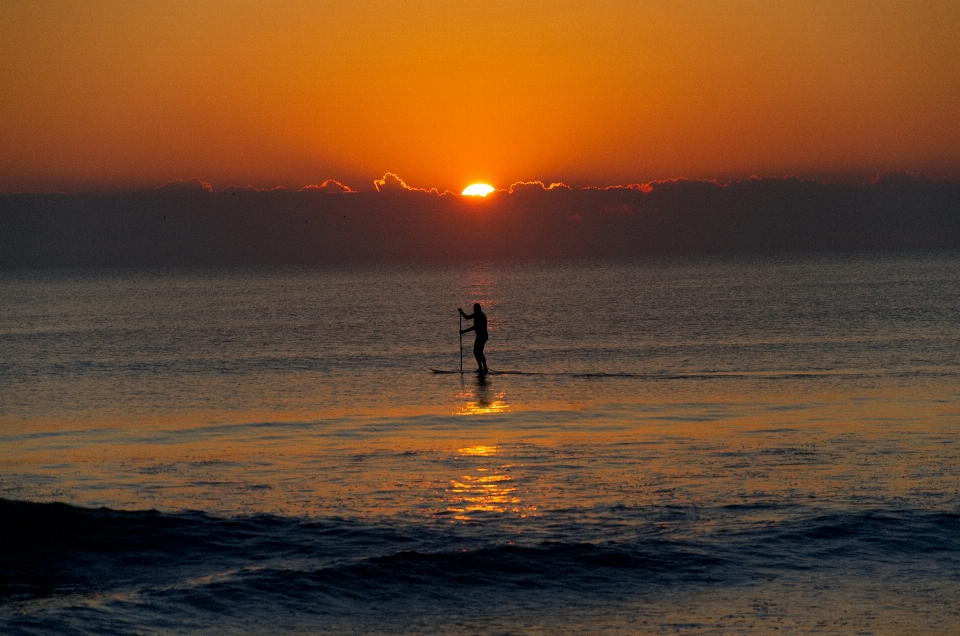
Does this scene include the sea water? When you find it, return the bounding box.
[1,252,959,634]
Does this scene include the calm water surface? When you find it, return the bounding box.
[1,252,959,634]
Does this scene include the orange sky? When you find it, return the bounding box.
[2,0,959,193]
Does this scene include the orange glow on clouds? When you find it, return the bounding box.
[1,1,959,193]
[299,179,352,193]
[373,172,445,194]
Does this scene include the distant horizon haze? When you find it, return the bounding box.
[3,169,959,197]
[3,171,959,269]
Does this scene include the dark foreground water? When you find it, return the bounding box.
[2,252,959,634]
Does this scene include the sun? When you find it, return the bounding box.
[462,183,495,197]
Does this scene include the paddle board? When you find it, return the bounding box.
[429,368,525,375]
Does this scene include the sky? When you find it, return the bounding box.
[2,0,960,193]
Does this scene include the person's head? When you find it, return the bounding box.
[473,303,481,312]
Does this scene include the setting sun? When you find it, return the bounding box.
[462,184,495,197]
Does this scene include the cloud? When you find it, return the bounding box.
[373,172,441,194]
[156,179,213,193]
[3,174,959,268]
[640,177,727,191]
[373,172,408,192]
[869,170,932,188]
[583,183,654,193]
[507,181,572,194]
[300,179,354,193]
[219,184,291,194]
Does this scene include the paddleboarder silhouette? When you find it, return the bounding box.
[459,303,489,373]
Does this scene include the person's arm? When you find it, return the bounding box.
[460,325,475,334]
[458,307,474,319]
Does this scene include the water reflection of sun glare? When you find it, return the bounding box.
[456,382,510,416]
[443,446,537,521]
[457,397,510,415]
[447,471,523,520]
[458,445,499,456]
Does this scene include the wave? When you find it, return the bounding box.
[3,498,957,607]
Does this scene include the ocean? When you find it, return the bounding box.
[2,252,959,634]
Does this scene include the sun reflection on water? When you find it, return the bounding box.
[456,375,510,415]
[444,445,536,521]
[457,445,499,456]
[446,471,525,520]
[456,396,510,415]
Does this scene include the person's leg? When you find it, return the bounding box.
[475,336,488,371]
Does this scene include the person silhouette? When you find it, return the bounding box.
[459,303,489,373]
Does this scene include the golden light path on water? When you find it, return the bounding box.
[447,445,528,521]
[8,378,953,521]
[455,379,510,416]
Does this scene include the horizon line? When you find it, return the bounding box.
[1,170,952,197]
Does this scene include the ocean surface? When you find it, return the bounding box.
[2,252,959,634]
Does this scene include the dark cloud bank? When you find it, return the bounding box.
[2,173,959,269]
